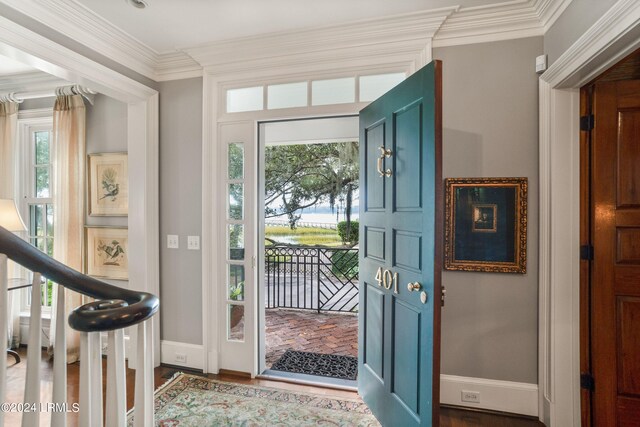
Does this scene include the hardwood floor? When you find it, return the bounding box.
[5,348,544,426]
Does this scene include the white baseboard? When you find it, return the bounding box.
[19,314,50,347]
[440,374,538,417]
[161,340,204,370]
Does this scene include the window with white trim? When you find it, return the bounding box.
[225,72,407,113]
[18,116,55,312]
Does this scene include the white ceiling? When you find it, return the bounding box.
[0,54,37,75]
[75,0,513,53]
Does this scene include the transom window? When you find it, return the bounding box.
[225,72,406,113]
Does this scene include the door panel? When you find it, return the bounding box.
[617,110,640,207]
[365,227,385,261]
[617,297,640,396]
[364,284,385,380]
[359,61,442,426]
[392,300,421,413]
[395,231,422,272]
[591,80,640,425]
[365,122,386,211]
[394,103,423,211]
[616,228,640,263]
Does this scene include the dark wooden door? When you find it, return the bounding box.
[358,61,442,426]
[591,80,640,426]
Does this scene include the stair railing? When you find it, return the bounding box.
[0,226,159,427]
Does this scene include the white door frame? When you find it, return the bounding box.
[538,1,640,425]
[0,14,161,364]
[202,68,416,376]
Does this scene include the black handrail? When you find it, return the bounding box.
[0,226,158,332]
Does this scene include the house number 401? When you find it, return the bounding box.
[375,267,399,294]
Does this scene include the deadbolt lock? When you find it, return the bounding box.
[407,282,422,292]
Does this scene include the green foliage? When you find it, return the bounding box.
[331,250,359,277]
[229,281,244,301]
[34,131,50,198]
[228,143,244,180]
[229,225,244,259]
[337,220,359,245]
[295,235,343,246]
[265,254,291,263]
[265,226,343,246]
[265,142,359,228]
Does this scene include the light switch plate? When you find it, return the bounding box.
[188,235,200,250]
[167,234,179,249]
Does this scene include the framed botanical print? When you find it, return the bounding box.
[444,177,528,273]
[88,152,128,216]
[85,227,128,280]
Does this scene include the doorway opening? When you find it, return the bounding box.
[258,116,360,387]
[579,47,640,426]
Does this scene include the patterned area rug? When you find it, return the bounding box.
[128,372,379,426]
[271,350,358,380]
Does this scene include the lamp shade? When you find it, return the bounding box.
[0,199,27,232]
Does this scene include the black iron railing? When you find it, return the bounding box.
[265,246,359,312]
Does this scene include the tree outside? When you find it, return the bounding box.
[264,141,359,247]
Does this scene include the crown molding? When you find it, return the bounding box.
[542,0,640,88]
[432,0,571,47]
[17,107,54,120]
[187,8,457,78]
[0,71,67,93]
[155,52,202,82]
[537,0,573,32]
[0,0,158,79]
[0,0,574,81]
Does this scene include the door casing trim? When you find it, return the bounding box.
[538,1,640,425]
[0,13,161,366]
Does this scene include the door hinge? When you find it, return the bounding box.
[581,373,595,391]
[580,244,594,261]
[580,114,595,131]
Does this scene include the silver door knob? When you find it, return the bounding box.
[420,291,428,304]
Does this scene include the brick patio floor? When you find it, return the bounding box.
[265,308,358,368]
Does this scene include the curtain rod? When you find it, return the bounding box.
[0,85,96,105]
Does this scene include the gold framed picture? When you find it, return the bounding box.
[444,177,528,274]
[85,226,128,280]
[88,152,128,216]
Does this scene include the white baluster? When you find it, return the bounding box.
[134,320,154,427]
[90,332,103,427]
[106,329,126,427]
[80,330,104,427]
[51,286,67,427]
[79,332,91,426]
[22,273,42,427]
[0,254,8,427]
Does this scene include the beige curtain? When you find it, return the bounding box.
[0,101,21,349]
[50,95,85,363]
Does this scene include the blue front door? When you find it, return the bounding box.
[358,61,442,426]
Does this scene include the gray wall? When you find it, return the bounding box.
[85,94,129,229]
[544,0,618,65]
[434,36,542,384]
[158,78,203,345]
[84,95,128,289]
